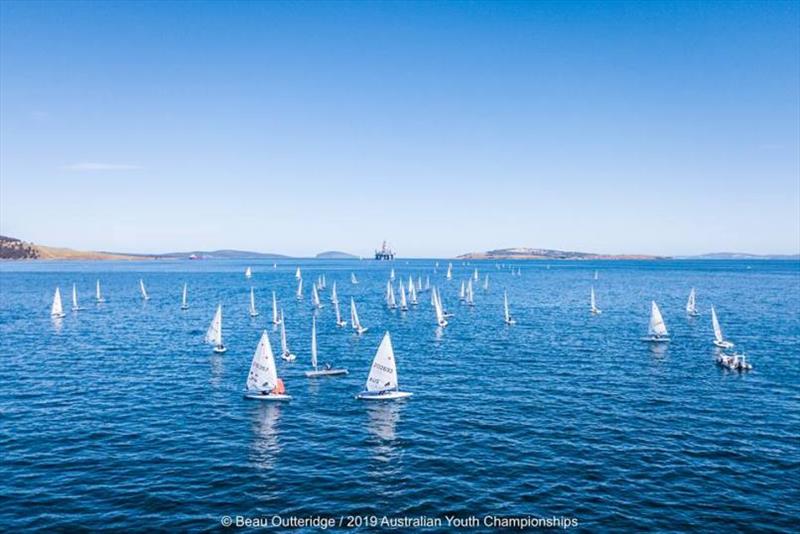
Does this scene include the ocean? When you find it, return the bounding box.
[1,259,798,531]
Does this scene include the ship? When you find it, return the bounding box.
[374,240,395,260]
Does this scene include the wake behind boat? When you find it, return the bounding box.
[356,332,412,400]
[244,330,291,401]
[305,316,348,378]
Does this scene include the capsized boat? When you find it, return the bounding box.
[711,305,734,349]
[716,351,752,371]
[205,304,227,353]
[181,283,189,310]
[139,279,150,301]
[95,279,105,303]
[249,287,259,317]
[686,288,699,316]
[351,297,368,334]
[51,287,65,318]
[356,332,412,400]
[305,316,348,378]
[642,301,669,342]
[590,286,601,315]
[244,330,291,401]
[71,283,81,311]
[503,291,516,325]
[279,311,296,361]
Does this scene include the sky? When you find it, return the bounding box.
[0,0,798,257]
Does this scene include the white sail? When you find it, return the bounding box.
[466,279,474,305]
[425,276,430,291]
[473,268,478,281]
[280,311,290,355]
[72,283,79,310]
[648,301,668,337]
[590,286,597,312]
[245,267,252,279]
[408,276,414,295]
[205,305,223,346]
[321,274,326,289]
[334,298,345,326]
[504,291,511,323]
[446,263,452,280]
[181,283,188,309]
[409,281,418,304]
[51,287,64,317]
[350,298,363,331]
[386,280,396,308]
[246,330,278,392]
[416,276,422,292]
[331,282,339,304]
[364,332,399,393]
[711,305,724,343]
[686,288,697,314]
[295,267,302,279]
[433,287,446,327]
[594,270,599,280]
[139,279,149,300]
[312,283,321,308]
[296,278,303,299]
[310,316,318,370]
[249,287,258,316]
[351,272,358,284]
[272,292,280,324]
[390,268,395,281]
[483,274,489,290]
[96,279,103,302]
[399,283,408,309]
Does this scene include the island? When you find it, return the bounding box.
[315,251,359,259]
[458,247,666,260]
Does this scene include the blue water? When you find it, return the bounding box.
[1,259,799,531]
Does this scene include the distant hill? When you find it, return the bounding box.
[316,250,359,259]
[0,235,149,260]
[459,247,665,260]
[159,249,290,260]
[679,252,800,260]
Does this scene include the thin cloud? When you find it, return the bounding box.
[63,162,141,171]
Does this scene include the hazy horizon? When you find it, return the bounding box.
[1,1,798,258]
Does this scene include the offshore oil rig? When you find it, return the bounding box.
[374,240,395,260]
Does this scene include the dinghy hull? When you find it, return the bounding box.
[356,391,413,400]
[305,369,348,378]
[213,346,228,354]
[713,340,735,349]
[641,336,670,343]
[244,392,292,401]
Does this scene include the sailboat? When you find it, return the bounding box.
[642,301,669,342]
[424,276,430,291]
[686,288,699,316]
[473,268,479,281]
[181,283,189,310]
[433,287,448,327]
[590,286,601,315]
[305,316,348,378]
[351,298,368,334]
[356,332,412,400]
[351,272,358,284]
[439,288,454,318]
[95,279,105,303]
[243,330,291,401]
[711,306,734,349]
[390,268,395,281]
[503,291,516,325]
[205,304,227,353]
[334,297,347,327]
[594,270,599,281]
[483,274,489,291]
[279,311,296,361]
[399,283,408,311]
[446,263,453,280]
[465,279,475,306]
[71,283,81,311]
[408,279,418,305]
[295,278,303,300]
[295,267,302,280]
[311,283,323,309]
[330,281,339,304]
[249,287,259,317]
[51,287,65,318]
[139,279,150,301]
[245,267,252,279]
[459,280,466,302]
[386,280,397,309]
[272,292,281,325]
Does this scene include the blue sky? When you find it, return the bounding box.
[1,0,798,257]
